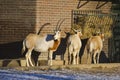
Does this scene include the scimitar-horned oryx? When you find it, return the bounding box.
[67,28,82,65]
[86,33,104,64]
[22,19,65,67]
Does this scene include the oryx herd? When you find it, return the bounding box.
[22,19,104,67]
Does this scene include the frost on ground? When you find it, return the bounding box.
[0,67,120,80]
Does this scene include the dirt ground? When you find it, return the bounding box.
[1,63,120,73]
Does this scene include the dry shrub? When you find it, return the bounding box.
[72,15,114,39]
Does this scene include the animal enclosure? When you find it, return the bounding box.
[0,0,119,66]
[71,10,118,64]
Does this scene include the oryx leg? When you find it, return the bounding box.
[28,51,34,67]
[68,47,73,65]
[97,51,101,64]
[48,51,53,66]
[26,49,34,67]
[90,52,93,64]
[25,51,30,67]
[93,51,97,64]
[76,50,79,64]
[73,51,77,65]
[68,53,72,65]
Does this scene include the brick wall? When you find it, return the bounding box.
[0,0,112,43]
[0,0,112,61]
[0,0,36,44]
[35,0,112,35]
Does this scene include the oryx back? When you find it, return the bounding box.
[88,36,103,53]
[68,35,81,51]
[34,35,55,52]
[86,34,104,64]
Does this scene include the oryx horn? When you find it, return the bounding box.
[72,28,77,32]
[57,18,66,30]
[56,19,62,31]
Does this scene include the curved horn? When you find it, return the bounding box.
[57,18,66,30]
[56,19,62,31]
[37,23,51,35]
[72,28,77,32]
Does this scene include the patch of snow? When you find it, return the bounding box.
[0,69,120,80]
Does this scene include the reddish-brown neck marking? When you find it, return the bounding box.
[49,40,61,51]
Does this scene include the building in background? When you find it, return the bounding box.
[0,0,119,65]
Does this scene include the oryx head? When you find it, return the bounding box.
[72,28,82,37]
[54,18,65,40]
[96,27,104,41]
[100,33,104,41]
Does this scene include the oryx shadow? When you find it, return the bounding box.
[53,32,70,60]
[0,41,23,59]
[79,38,88,63]
[0,41,23,67]
[99,51,110,63]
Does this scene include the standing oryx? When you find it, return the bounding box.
[86,33,104,64]
[22,19,65,67]
[67,29,82,65]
